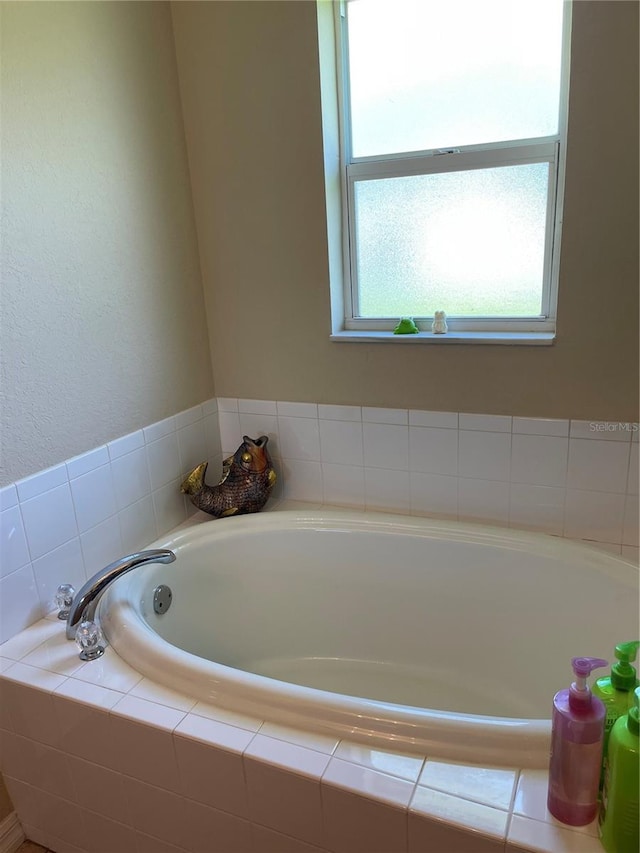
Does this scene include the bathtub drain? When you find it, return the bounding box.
[153,584,173,615]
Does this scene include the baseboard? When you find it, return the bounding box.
[0,813,24,853]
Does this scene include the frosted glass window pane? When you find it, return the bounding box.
[354,164,549,318]
[347,0,564,157]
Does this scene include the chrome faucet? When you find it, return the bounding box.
[66,549,176,640]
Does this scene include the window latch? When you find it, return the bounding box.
[435,148,461,155]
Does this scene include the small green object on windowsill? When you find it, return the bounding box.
[393,317,420,334]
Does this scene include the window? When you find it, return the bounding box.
[325,0,571,342]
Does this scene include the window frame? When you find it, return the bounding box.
[332,0,573,341]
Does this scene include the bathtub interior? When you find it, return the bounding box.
[104,512,640,723]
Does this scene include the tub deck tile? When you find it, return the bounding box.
[418,759,517,811]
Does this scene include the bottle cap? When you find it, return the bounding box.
[569,657,608,712]
[611,641,640,690]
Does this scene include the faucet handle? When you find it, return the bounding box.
[55,584,76,620]
[75,620,106,661]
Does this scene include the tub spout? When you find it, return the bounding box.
[65,549,176,640]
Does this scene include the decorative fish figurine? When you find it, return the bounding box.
[180,435,276,518]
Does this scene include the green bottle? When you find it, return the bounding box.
[594,640,640,789]
[599,686,639,853]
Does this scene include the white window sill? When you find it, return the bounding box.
[330,331,555,346]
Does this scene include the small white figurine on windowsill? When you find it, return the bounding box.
[432,310,448,334]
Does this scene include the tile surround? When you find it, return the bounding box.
[0,397,637,852]
[0,399,221,644]
[0,616,613,853]
[1,397,637,648]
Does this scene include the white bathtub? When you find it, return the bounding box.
[101,509,639,769]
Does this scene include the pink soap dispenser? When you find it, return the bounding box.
[547,657,608,825]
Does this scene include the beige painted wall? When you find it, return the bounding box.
[0,1,214,487]
[172,0,638,421]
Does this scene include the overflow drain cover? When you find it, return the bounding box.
[153,584,173,615]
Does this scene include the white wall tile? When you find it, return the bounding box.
[146,433,181,492]
[409,427,458,476]
[244,757,324,846]
[70,465,118,534]
[0,565,41,643]
[319,420,363,466]
[322,464,365,508]
[459,431,511,481]
[1,505,30,578]
[16,464,68,502]
[79,517,124,576]
[512,417,569,437]
[218,411,242,454]
[410,786,508,842]
[410,810,505,853]
[317,404,361,422]
[0,485,18,511]
[153,479,187,535]
[627,442,638,495]
[323,784,408,853]
[66,447,110,480]
[110,447,152,511]
[567,439,630,493]
[21,484,78,560]
[510,435,568,488]
[409,410,458,429]
[120,776,192,850]
[177,420,207,476]
[175,405,203,430]
[136,831,189,853]
[459,414,511,432]
[174,717,252,817]
[108,713,183,792]
[118,497,157,554]
[143,416,176,443]
[277,401,318,419]
[107,430,145,460]
[570,420,633,441]
[183,799,253,853]
[363,423,409,470]
[622,495,639,547]
[564,489,626,544]
[251,824,324,853]
[508,484,565,536]
[281,460,323,503]
[217,397,239,412]
[31,537,86,614]
[278,417,321,461]
[362,407,407,425]
[364,468,410,514]
[238,398,278,416]
[410,472,458,519]
[66,756,129,824]
[204,413,222,460]
[458,479,509,525]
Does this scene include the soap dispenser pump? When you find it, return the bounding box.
[594,640,640,789]
[547,656,608,826]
